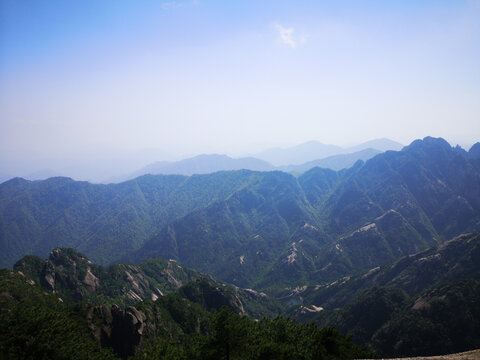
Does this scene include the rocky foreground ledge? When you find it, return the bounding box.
[361,349,480,360]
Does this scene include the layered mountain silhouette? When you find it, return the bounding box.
[253,138,403,166]
[129,137,480,289]
[111,138,403,182]
[2,137,480,294]
[2,136,480,359]
[120,154,275,181]
[278,148,381,173]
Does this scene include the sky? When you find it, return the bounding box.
[1,0,480,181]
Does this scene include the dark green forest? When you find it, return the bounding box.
[2,138,480,358]
[0,269,371,360]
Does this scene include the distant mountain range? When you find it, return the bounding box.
[278,148,381,173]
[130,137,480,290]
[2,137,480,287]
[111,138,403,182]
[118,154,275,181]
[2,136,480,358]
[0,169,63,184]
[1,138,404,184]
[252,138,403,166]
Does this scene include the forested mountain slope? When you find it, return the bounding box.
[0,171,266,267]
[131,137,480,289]
[2,251,368,360]
[2,137,480,292]
[287,232,480,357]
[13,247,283,318]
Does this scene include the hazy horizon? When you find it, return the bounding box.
[1,1,480,181]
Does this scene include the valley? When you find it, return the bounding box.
[1,137,480,359]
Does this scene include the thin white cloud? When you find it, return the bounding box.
[274,23,297,48]
[273,23,307,48]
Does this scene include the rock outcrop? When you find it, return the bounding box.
[86,304,147,359]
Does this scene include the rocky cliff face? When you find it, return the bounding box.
[286,232,480,310]
[13,248,191,304]
[178,278,246,316]
[13,248,281,318]
[11,248,265,358]
[86,304,147,359]
[82,278,248,359]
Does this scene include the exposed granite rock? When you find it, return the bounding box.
[82,268,100,292]
[87,304,147,359]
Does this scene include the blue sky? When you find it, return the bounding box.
[1,0,479,180]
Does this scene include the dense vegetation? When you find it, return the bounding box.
[0,268,370,360]
[9,233,480,358]
[133,307,371,360]
[131,137,480,292]
[2,137,480,295]
[2,137,480,358]
[372,279,480,357]
[0,270,118,360]
[0,171,267,267]
[13,248,284,317]
[287,232,480,356]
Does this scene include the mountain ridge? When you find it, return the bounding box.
[111,143,392,182]
[253,138,403,166]
[2,137,480,295]
[286,232,480,357]
[128,137,480,290]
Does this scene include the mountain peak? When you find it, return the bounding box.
[468,142,480,159]
[347,138,403,153]
[405,136,452,152]
[191,153,231,160]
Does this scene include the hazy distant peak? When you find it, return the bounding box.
[405,136,452,152]
[422,136,451,146]
[346,138,403,153]
[3,176,30,185]
[453,144,468,157]
[190,153,230,160]
[117,153,275,181]
[468,142,480,159]
[254,142,343,166]
[23,169,63,181]
[254,138,402,166]
[279,148,381,173]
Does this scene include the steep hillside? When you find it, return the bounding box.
[286,232,480,309]
[272,137,480,287]
[286,232,480,357]
[13,248,283,318]
[130,170,317,287]
[0,170,265,267]
[0,269,118,360]
[2,137,480,293]
[133,137,480,291]
[1,259,367,360]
